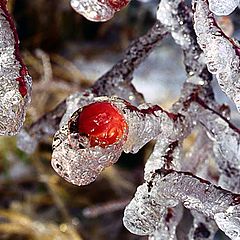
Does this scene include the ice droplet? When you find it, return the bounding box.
[70,0,130,22]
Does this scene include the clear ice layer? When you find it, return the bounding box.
[209,0,240,16]
[17,20,166,154]
[124,169,240,239]
[70,0,114,21]
[194,0,240,112]
[70,0,130,22]
[52,96,175,186]
[0,3,31,136]
[149,205,183,240]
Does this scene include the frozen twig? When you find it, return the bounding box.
[194,0,240,112]
[149,205,183,240]
[157,0,206,79]
[124,167,240,238]
[18,20,168,153]
[0,0,32,135]
[51,96,178,186]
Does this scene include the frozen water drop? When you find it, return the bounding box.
[70,0,130,22]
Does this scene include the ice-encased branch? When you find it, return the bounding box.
[147,2,214,237]
[0,0,32,136]
[137,82,210,239]
[124,168,240,239]
[157,0,209,80]
[51,96,179,186]
[17,20,168,153]
[194,0,240,112]
[194,98,240,193]
[123,76,240,238]
[148,205,183,240]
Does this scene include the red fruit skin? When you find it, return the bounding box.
[106,0,130,11]
[78,102,128,147]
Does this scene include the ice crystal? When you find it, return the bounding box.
[0,1,31,135]
[208,0,239,16]
[70,0,130,22]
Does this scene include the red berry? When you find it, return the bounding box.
[106,0,130,11]
[78,102,128,147]
[16,76,28,97]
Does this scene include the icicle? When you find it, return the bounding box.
[70,0,130,22]
[0,0,31,135]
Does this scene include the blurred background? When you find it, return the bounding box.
[0,0,239,239]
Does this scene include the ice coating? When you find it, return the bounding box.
[184,130,218,240]
[70,0,130,22]
[197,106,240,193]
[77,102,128,147]
[52,96,175,186]
[209,0,239,16]
[0,1,31,135]
[193,101,240,239]
[52,123,126,186]
[194,0,240,112]
[13,0,240,238]
[124,169,240,237]
[156,0,207,84]
[17,20,167,154]
[157,0,192,48]
[188,211,217,240]
[148,205,183,240]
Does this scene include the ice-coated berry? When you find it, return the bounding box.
[78,102,128,147]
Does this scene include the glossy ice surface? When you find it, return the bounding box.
[0,1,31,135]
